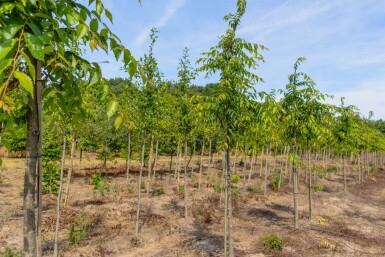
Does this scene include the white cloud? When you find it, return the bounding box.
[135,0,186,47]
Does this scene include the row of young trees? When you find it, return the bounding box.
[2,0,385,256]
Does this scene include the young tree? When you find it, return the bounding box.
[197,0,266,255]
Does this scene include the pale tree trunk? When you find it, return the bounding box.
[198,137,205,190]
[174,142,180,179]
[343,152,347,192]
[248,148,255,181]
[292,129,299,229]
[53,130,67,257]
[64,132,77,207]
[263,145,269,195]
[259,146,264,177]
[147,133,154,191]
[232,141,238,175]
[135,131,146,236]
[126,131,131,183]
[223,136,234,257]
[184,140,188,219]
[307,149,312,219]
[152,139,159,181]
[78,149,83,171]
[207,138,212,178]
[242,142,248,180]
[23,59,42,257]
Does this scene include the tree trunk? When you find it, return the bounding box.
[224,136,234,257]
[126,130,131,183]
[53,130,67,257]
[184,140,188,219]
[292,129,299,229]
[23,59,42,257]
[152,139,159,181]
[64,132,77,207]
[135,131,147,236]
[208,138,212,179]
[263,145,269,195]
[199,137,205,189]
[343,153,347,192]
[308,149,312,219]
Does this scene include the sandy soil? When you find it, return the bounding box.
[1,155,385,257]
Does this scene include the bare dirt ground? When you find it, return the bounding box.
[1,155,385,257]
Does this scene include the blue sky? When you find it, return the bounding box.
[85,0,385,119]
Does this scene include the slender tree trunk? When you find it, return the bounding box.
[343,153,347,192]
[64,132,77,207]
[78,149,83,171]
[23,59,42,257]
[147,133,154,182]
[199,137,205,189]
[224,136,234,257]
[152,139,159,181]
[308,149,312,219]
[232,141,238,175]
[174,142,180,179]
[248,148,255,181]
[36,60,43,257]
[53,130,67,257]
[242,142,248,180]
[208,138,212,178]
[135,131,147,236]
[292,129,299,229]
[126,130,131,183]
[264,145,269,195]
[259,146,264,177]
[184,140,188,219]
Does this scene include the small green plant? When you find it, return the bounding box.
[140,181,145,190]
[68,210,92,246]
[326,167,338,174]
[127,186,134,194]
[269,175,283,190]
[247,182,262,193]
[231,174,240,184]
[232,187,240,198]
[213,180,222,194]
[352,208,361,217]
[152,187,165,196]
[0,247,23,257]
[90,174,108,196]
[90,173,101,189]
[261,232,284,251]
[312,185,326,192]
[316,167,326,179]
[42,161,61,194]
[370,165,377,173]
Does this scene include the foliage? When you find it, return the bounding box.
[247,182,262,193]
[261,232,284,251]
[312,185,326,192]
[152,188,165,196]
[213,180,222,194]
[68,210,94,246]
[268,174,283,190]
[230,174,240,184]
[90,173,102,189]
[0,248,23,257]
[42,161,60,194]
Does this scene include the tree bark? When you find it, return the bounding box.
[199,137,205,189]
[184,140,188,219]
[126,130,131,183]
[135,131,147,236]
[64,132,77,207]
[308,149,312,219]
[53,130,67,257]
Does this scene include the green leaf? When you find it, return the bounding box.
[20,51,36,81]
[76,23,89,39]
[0,39,17,60]
[0,59,12,75]
[2,19,23,39]
[0,3,15,14]
[112,47,122,61]
[24,32,44,61]
[105,9,113,23]
[14,71,33,96]
[90,19,98,32]
[89,71,99,86]
[114,116,122,129]
[96,0,104,16]
[106,100,118,118]
[128,56,137,78]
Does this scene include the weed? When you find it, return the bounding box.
[261,232,284,251]
[42,161,60,194]
[152,187,165,196]
[140,181,145,190]
[327,167,338,174]
[231,174,240,184]
[213,180,222,194]
[370,165,377,173]
[247,183,262,193]
[232,187,240,198]
[269,175,284,190]
[312,185,326,192]
[352,208,361,217]
[90,174,108,196]
[68,210,93,246]
[90,173,101,189]
[0,247,23,257]
[127,186,134,194]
